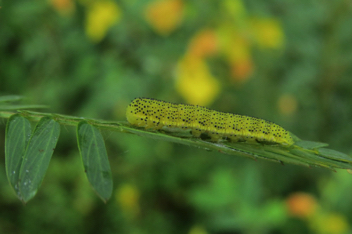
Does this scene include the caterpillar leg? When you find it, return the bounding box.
[208,132,222,142]
[191,129,202,138]
[227,135,246,143]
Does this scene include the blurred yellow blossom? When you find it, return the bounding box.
[324,214,349,234]
[85,1,121,42]
[144,0,184,36]
[226,35,251,62]
[73,176,95,215]
[251,18,284,49]
[189,225,208,234]
[188,29,218,58]
[286,192,317,218]
[278,94,298,115]
[115,183,140,217]
[176,55,220,106]
[222,0,247,21]
[312,213,349,234]
[51,0,75,16]
[217,26,253,82]
[217,26,251,62]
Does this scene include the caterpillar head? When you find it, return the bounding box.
[126,98,148,126]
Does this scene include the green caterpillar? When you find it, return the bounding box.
[126,98,294,146]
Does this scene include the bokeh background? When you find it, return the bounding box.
[1,0,352,233]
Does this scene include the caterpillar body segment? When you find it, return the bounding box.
[126,98,295,146]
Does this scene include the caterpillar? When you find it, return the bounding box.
[126,98,294,146]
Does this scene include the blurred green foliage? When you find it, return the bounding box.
[1,0,352,233]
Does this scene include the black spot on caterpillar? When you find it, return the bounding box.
[126,98,294,146]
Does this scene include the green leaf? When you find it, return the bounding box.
[0,95,48,110]
[77,121,113,203]
[294,140,329,149]
[317,148,352,163]
[121,124,352,170]
[18,117,60,203]
[3,108,352,174]
[0,104,49,110]
[5,114,32,200]
[0,95,23,103]
[289,148,340,170]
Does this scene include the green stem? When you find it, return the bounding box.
[1,110,351,170]
[0,110,124,130]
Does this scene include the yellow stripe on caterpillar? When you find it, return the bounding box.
[126,98,294,146]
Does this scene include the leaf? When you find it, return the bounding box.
[120,123,352,170]
[0,105,49,111]
[317,148,352,162]
[289,148,340,170]
[0,95,23,103]
[3,108,352,174]
[225,142,312,167]
[77,121,113,203]
[5,114,32,200]
[294,140,329,150]
[18,117,60,203]
[0,95,48,110]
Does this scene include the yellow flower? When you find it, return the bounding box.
[189,225,208,234]
[286,192,317,218]
[324,214,349,234]
[228,36,251,62]
[217,25,252,65]
[217,27,253,82]
[85,1,121,42]
[312,213,349,234]
[217,26,251,62]
[278,94,298,116]
[176,54,220,106]
[115,183,140,216]
[222,0,247,21]
[144,0,184,36]
[251,17,284,49]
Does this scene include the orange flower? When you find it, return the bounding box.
[51,0,75,16]
[286,192,317,218]
[144,0,184,36]
[176,54,220,106]
[230,58,253,83]
[188,29,218,58]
